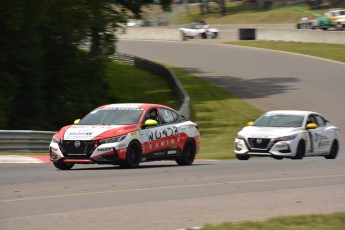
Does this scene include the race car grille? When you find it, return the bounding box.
[59,140,96,159]
[248,138,271,150]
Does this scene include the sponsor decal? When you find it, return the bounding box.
[68,131,92,136]
[148,138,178,150]
[97,148,112,152]
[167,150,176,155]
[146,126,179,141]
[154,152,165,156]
[118,143,126,148]
[130,131,138,136]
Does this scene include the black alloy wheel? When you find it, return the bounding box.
[325,140,338,159]
[53,161,74,170]
[176,139,196,166]
[122,141,142,168]
[292,140,305,160]
[236,154,250,160]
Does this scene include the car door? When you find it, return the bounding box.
[314,114,333,154]
[140,107,180,158]
[157,107,181,155]
[140,107,163,157]
[307,114,330,155]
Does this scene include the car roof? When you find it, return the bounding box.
[264,110,319,116]
[98,103,174,110]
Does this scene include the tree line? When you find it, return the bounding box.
[0,0,170,131]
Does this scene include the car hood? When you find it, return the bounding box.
[238,126,302,138]
[57,124,138,141]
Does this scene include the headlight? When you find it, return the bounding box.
[52,136,60,144]
[276,134,297,142]
[236,134,246,140]
[99,134,127,144]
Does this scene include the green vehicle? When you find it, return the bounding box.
[294,7,344,30]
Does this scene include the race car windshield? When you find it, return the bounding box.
[79,109,143,125]
[254,114,304,128]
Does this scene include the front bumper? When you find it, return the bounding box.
[49,141,127,164]
[234,138,296,157]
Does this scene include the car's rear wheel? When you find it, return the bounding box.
[176,139,196,166]
[53,161,74,170]
[272,156,283,160]
[121,141,142,168]
[325,140,338,159]
[201,32,207,39]
[292,140,305,160]
[236,154,250,160]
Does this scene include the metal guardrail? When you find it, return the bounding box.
[1,53,190,152]
[0,130,54,152]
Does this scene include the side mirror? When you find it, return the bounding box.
[74,119,80,125]
[306,123,318,129]
[247,121,254,126]
[144,119,158,126]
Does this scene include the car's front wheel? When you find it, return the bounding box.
[236,154,250,160]
[292,140,305,160]
[121,141,142,168]
[176,139,196,166]
[53,161,74,170]
[325,140,338,159]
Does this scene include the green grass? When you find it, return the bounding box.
[172,2,329,25]
[106,60,179,109]
[227,41,345,63]
[191,212,345,230]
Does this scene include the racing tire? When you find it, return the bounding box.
[272,156,283,160]
[325,140,338,159]
[335,23,343,31]
[236,154,250,160]
[175,139,196,166]
[292,140,305,160]
[201,32,207,39]
[121,141,142,168]
[53,161,74,170]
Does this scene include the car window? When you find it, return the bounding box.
[79,108,143,125]
[306,115,317,125]
[160,108,177,123]
[144,108,161,124]
[254,114,304,127]
[315,115,326,127]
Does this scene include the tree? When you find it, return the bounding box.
[0,0,171,130]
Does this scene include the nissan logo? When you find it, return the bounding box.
[74,141,81,148]
[256,138,263,144]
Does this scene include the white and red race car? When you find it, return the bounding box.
[49,103,200,170]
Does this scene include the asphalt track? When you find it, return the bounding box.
[1,40,345,230]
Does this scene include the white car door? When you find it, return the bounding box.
[314,115,333,154]
[307,114,332,155]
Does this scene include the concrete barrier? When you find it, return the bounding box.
[256,29,345,44]
[117,27,184,41]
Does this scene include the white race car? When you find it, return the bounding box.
[234,110,340,160]
[179,23,219,39]
[49,103,200,170]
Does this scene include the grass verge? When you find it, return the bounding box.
[171,2,326,25]
[191,212,345,230]
[227,41,345,63]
